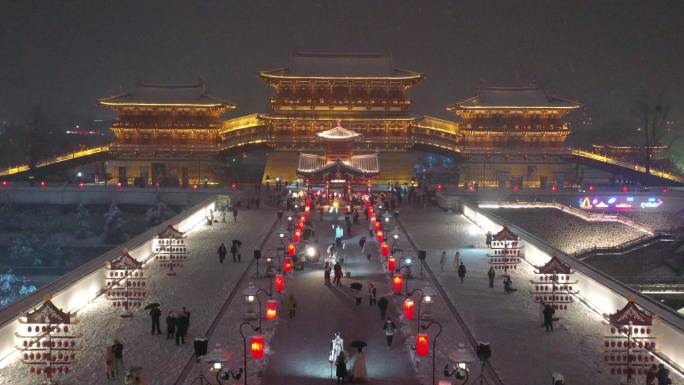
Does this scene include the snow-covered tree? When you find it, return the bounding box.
[75,202,92,239]
[145,196,175,225]
[0,271,36,308]
[9,233,41,265]
[103,202,127,244]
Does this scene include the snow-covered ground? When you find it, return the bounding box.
[399,206,683,385]
[0,208,275,385]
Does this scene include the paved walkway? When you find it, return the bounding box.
[400,207,617,385]
[0,208,275,385]
[260,211,419,385]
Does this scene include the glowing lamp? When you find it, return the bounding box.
[306,198,312,207]
[588,184,594,192]
[388,257,397,272]
[381,242,389,257]
[622,185,629,193]
[551,184,557,193]
[403,298,415,320]
[265,300,277,321]
[274,274,285,293]
[513,184,519,193]
[416,333,429,357]
[250,335,265,359]
[39,181,46,188]
[287,242,295,257]
[304,206,310,214]
[392,274,403,294]
[231,182,238,191]
[370,216,377,224]
[296,221,304,231]
[376,230,384,243]
[283,257,293,273]
[437,183,443,192]
[663,186,669,193]
[294,230,301,243]
[192,184,199,190]
[116,181,122,189]
[374,221,382,231]
[78,182,85,189]
[1,181,7,188]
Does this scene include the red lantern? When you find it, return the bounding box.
[381,242,389,257]
[370,216,377,224]
[622,185,628,193]
[283,257,293,273]
[192,183,199,190]
[513,184,519,193]
[231,182,238,191]
[250,335,265,359]
[388,257,397,272]
[588,184,594,192]
[416,333,429,357]
[1,181,7,188]
[304,206,310,214]
[287,242,296,257]
[78,182,85,189]
[437,183,443,192]
[376,230,384,243]
[294,230,301,243]
[663,186,669,193]
[403,298,415,320]
[275,274,285,293]
[392,274,403,294]
[266,300,277,321]
[39,181,46,188]
[551,184,558,193]
[374,221,382,231]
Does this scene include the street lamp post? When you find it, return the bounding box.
[239,321,261,385]
[406,288,424,334]
[242,282,274,330]
[422,320,443,385]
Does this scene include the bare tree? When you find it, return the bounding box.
[637,89,673,174]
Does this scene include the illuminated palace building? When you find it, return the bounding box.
[6,50,681,187]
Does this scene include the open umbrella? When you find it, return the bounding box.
[144,303,160,310]
[350,340,367,349]
[350,282,363,290]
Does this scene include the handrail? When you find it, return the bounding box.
[571,148,684,183]
[0,146,110,177]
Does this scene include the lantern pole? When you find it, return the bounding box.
[422,320,443,385]
[254,288,273,331]
[239,321,260,385]
[406,288,424,334]
[397,265,412,295]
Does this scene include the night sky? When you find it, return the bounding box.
[1,0,683,132]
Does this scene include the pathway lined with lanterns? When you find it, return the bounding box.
[0,208,275,385]
[399,206,620,385]
[259,207,420,385]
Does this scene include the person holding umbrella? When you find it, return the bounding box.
[165,310,176,340]
[457,262,467,284]
[145,303,161,335]
[335,350,348,385]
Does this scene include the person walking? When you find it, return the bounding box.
[104,345,114,380]
[175,313,187,345]
[350,347,368,382]
[384,317,397,349]
[287,294,297,319]
[165,311,176,340]
[656,363,672,385]
[377,296,388,319]
[149,305,162,335]
[354,288,362,306]
[182,306,191,329]
[232,207,238,222]
[453,251,460,271]
[439,251,447,272]
[368,283,377,306]
[324,262,332,285]
[333,262,343,287]
[335,351,348,385]
[112,339,124,379]
[230,243,239,263]
[487,267,496,288]
[359,237,367,253]
[543,304,555,332]
[217,243,227,264]
[457,262,467,284]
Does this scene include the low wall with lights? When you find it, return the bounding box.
[477,201,654,235]
[0,197,216,365]
[0,186,233,206]
[462,202,684,373]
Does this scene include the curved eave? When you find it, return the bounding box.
[446,104,580,112]
[258,70,424,82]
[98,101,237,110]
[260,114,417,122]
